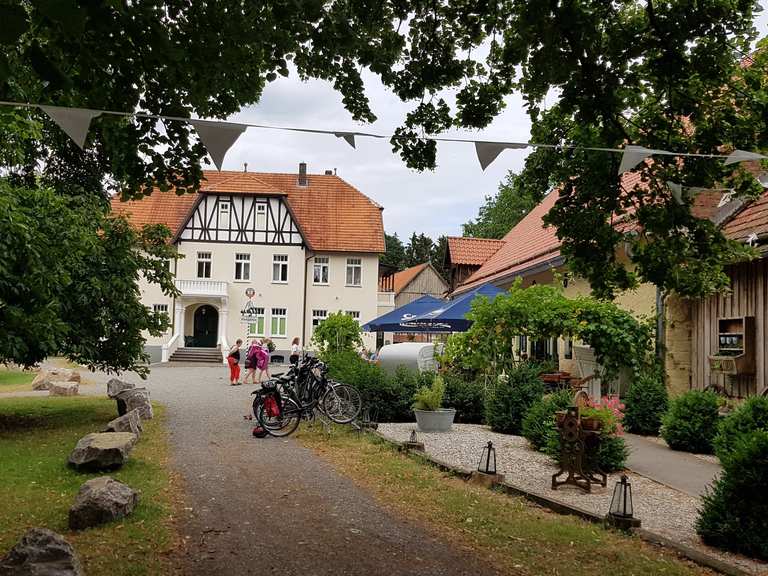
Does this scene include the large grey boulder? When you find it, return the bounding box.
[106,378,135,399]
[68,477,139,530]
[31,369,80,391]
[0,528,83,575]
[68,432,137,471]
[48,381,79,397]
[102,409,142,436]
[115,388,152,420]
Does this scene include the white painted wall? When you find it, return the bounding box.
[305,252,380,351]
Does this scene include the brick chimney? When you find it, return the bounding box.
[298,162,308,186]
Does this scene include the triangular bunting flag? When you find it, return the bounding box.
[474,141,527,171]
[39,105,101,150]
[618,145,655,175]
[724,149,767,165]
[335,132,356,149]
[667,181,684,205]
[190,119,247,170]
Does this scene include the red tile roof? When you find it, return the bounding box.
[392,263,429,295]
[455,191,562,294]
[455,173,760,295]
[722,189,768,243]
[446,237,505,266]
[111,170,385,253]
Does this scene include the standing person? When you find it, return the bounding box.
[290,337,301,366]
[244,339,260,385]
[227,339,243,385]
[256,338,272,383]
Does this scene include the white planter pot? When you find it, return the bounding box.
[414,408,456,432]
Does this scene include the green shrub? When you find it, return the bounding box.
[696,430,768,559]
[412,375,446,411]
[624,367,668,435]
[522,388,573,451]
[544,405,628,472]
[325,351,418,422]
[484,363,545,434]
[661,390,720,453]
[443,372,486,424]
[713,396,768,460]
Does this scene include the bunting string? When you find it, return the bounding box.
[1,100,765,173]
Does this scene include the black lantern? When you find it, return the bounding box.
[409,429,418,444]
[477,441,496,475]
[607,474,640,529]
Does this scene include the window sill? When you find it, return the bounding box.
[271,281,289,285]
[233,280,251,283]
[312,283,330,287]
[345,284,362,288]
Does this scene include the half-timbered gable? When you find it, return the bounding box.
[178,194,303,245]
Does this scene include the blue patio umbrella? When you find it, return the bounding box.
[361,295,445,332]
[403,283,505,332]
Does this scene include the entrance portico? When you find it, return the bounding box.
[163,280,229,363]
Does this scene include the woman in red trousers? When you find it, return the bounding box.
[227,339,243,385]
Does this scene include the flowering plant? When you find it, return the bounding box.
[587,394,625,435]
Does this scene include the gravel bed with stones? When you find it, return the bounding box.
[378,423,767,575]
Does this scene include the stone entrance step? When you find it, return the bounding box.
[169,347,222,363]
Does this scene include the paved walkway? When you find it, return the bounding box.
[624,433,721,497]
[79,365,500,576]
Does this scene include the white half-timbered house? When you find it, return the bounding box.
[111,163,390,363]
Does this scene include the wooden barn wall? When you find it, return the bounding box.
[690,258,766,397]
[396,267,449,306]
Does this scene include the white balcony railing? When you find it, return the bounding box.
[175,279,228,297]
[377,291,395,307]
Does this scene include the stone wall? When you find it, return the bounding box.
[663,295,693,397]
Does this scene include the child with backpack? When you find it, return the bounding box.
[245,339,270,385]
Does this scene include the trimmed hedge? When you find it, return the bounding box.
[713,396,768,460]
[522,388,573,451]
[485,363,545,435]
[696,430,768,560]
[624,368,668,435]
[443,372,486,424]
[661,390,720,454]
[325,353,485,423]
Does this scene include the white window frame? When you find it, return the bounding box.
[219,200,230,216]
[272,254,289,283]
[247,307,265,337]
[345,257,362,287]
[312,310,328,333]
[234,253,251,282]
[270,308,287,338]
[313,256,329,285]
[256,203,267,229]
[197,251,212,279]
[345,310,361,324]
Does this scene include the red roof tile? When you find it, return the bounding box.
[111,170,385,253]
[446,237,505,266]
[722,189,768,243]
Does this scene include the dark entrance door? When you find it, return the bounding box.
[192,305,218,347]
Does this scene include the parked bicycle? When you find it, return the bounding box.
[252,356,361,437]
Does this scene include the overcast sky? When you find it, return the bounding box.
[222,14,768,241]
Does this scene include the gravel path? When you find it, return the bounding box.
[378,423,767,576]
[70,365,502,576]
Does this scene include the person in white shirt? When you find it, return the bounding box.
[290,337,301,366]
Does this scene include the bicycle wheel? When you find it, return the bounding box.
[258,396,301,437]
[321,383,362,424]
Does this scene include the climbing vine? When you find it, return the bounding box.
[445,281,654,380]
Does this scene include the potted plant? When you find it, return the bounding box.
[413,375,456,432]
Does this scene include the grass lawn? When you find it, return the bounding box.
[296,426,711,576]
[0,396,178,575]
[0,370,35,393]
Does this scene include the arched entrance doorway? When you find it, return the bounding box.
[192,305,219,347]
